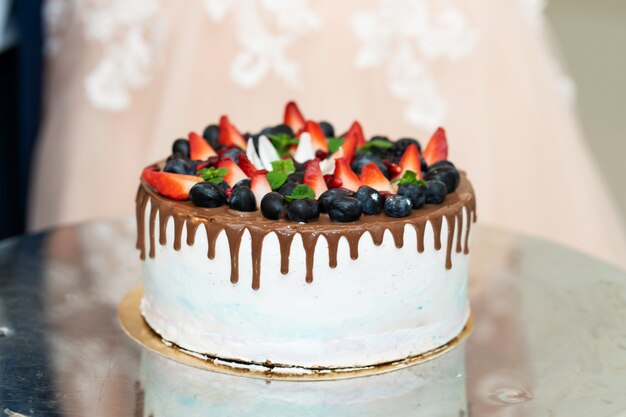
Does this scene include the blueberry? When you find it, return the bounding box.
[293,159,306,173]
[428,160,455,170]
[202,124,221,150]
[286,199,319,223]
[384,195,413,218]
[172,139,190,158]
[286,172,304,184]
[421,155,428,173]
[351,152,389,177]
[190,182,227,208]
[217,181,230,191]
[259,126,274,136]
[318,188,352,213]
[424,166,460,193]
[233,178,251,189]
[261,192,286,220]
[221,147,243,163]
[271,124,294,137]
[228,186,257,212]
[354,186,383,215]
[164,158,195,175]
[370,135,390,142]
[397,184,425,209]
[329,197,363,222]
[392,138,421,159]
[278,181,299,196]
[319,121,335,138]
[424,180,448,204]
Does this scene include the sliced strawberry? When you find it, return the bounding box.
[284,101,306,133]
[299,120,328,153]
[218,116,247,150]
[337,131,358,163]
[217,157,248,187]
[397,143,422,179]
[359,163,395,193]
[237,154,258,177]
[422,127,448,165]
[188,131,217,161]
[250,171,272,207]
[333,157,361,192]
[304,159,328,198]
[343,121,366,148]
[143,170,202,200]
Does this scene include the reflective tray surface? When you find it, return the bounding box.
[1,218,625,416]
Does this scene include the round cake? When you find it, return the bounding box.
[135,101,476,371]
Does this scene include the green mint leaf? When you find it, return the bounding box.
[327,137,345,154]
[391,170,426,187]
[284,184,315,202]
[197,167,228,184]
[270,159,295,174]
[268,134,299,158]
[267,170,288,190]
[359,139,393,152]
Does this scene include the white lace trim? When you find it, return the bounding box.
[203,0,320,89]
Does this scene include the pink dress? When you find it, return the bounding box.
[31,0,626,269]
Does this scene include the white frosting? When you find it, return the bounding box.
[141,200,471,369]
[140,345,468,417]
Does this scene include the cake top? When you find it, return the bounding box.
[141,101,462,223]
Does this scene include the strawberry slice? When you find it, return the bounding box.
[304,159,328,198]
[237,154,258,177]
[217,157,248,187]
[335,131,358,163]
[343,121,366,148]
[299,120,328,153]
[397,143,422,179]
[359,163,395,193]
[142,169,202,200]
[333,157,362,192]
[218,115,247,150]
[250,171,272,207]
[422,127,448,165]
[284,101,305,133]
[188,131,217,161]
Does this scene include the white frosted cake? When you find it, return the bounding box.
[135,101,476,371]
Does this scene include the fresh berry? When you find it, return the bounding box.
[343,121,366,147]
[359,162,395,193]
[237,154,258,177]
[284,101,306,133]
[422,127,448,165]
[351,152,388,177]
[202,124,221,150]
[233,178,251,189]
[220,146,243,163]
[428,160,455,170]
[424,180,448,204]
[190,182,227,208]
[189,131,217,160]
[397,184,425,209]
[392,138,421,159]
[329,196,363,222]
[218,181,230,190]
[303,159,328,198]
[397,144,422,179]
[278,181,298,196]
[228,186,257,212]
[319,121,335,137]
[424,165,460,193]
[335,131,358,163]
[333,157,361,191]
[172,138,190,158]
[286,199,319,223]
[387,163,402,178]
[324,174,342,189]
[301,120,329,153]
[250,172,272,207]
[318,188,352,213]
[271,123,294,137]
[354,186,384,215]
[218,158,248,187]
[287,172,304,183]
[218,115,247,150]
[260,192,286,220]
[142,168,202,200]
[164,159,195,175]
[315,149,329,160]
[384,195,413,218]
[367,136,393,157]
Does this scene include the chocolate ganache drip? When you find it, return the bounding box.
[136,175,476,290]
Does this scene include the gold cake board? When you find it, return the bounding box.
[119,285,473,381]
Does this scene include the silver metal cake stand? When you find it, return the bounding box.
[1,217,625,416]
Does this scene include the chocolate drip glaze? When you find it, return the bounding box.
[136,173,476,290]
